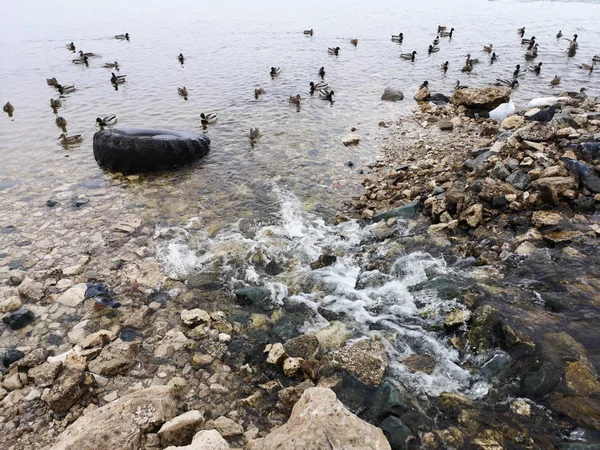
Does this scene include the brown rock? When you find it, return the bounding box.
[29,361,63,387]
[501,115,525,130]
[42,369,94,413]
[158,410,204,446]
[439,120,454,131]
[403,355,436,374]
[532,211,564,228]
[550,396,600,430]
[88,339,138,376]
[532,176,577,192]
[565,361,600,396]
[538,182,559,205]
[329,337,388,385]
[414,87,430,102]
[459,203,483,228]
[450,87,511,110]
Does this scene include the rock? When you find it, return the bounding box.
[515,242,537,256]
[379,416,414,449]
[517,123,556,142]
[2,308,35,330]
[330,337,388,385]
[343,134,360,146]
[538,182,559,205]
[450,87,511,111]
[532,211,564,228]
[8,270,25,286]
[187,272,222,290]
[253,388,390,450]
[565,361,600,396]
[213,416,243,437]
[583,174,600,194]
[283,357,303,377]
[532,176,577,192]
[521,362,561,397]
[381,88,404,102]
[278,380,315,410]
[501,115,525,130]
[459,203,483,228]
[403,354,436,374]
[314,321,351,349]
[439,120,454,131]
[266,343,287,365]
[372,200,421,222]
[574,196,596,211]
[28,361,62,387]
[309,254,337,270]
[491,162,509,180]
[181,308,211,326]
[2,348,25,368]
[17,277,44,301]
[234,287,273,310]
[88,339,138,376]
[42,369,94,413]
[550,396,600,430]
[414,87,430,102]
[158,410,204,447]
[49,386,178,450]
[0,296,22,313]
[80,330,116,349]
[506,170,531,191]
[451,117,462,127]
[56,283,88,307]
[15,348,47,370]
[445,309,472,327]
[164,430,229,450]
[285,334,320,359]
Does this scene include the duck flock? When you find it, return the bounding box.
[2,25,599,148]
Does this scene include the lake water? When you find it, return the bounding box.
[1,0,600,398]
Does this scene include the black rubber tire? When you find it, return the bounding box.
[93,127,210,173]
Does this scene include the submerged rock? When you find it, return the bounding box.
[2,308,35,330]
[1,348,25,368]
[372,200,421,222]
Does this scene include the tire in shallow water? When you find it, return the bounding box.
[93,127,210,173]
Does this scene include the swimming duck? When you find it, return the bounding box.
[531,62,543,74]
[517,27,525,37]
[328,47,340,56]
[437,25,447,33]
[401,51,417,61]
[483,44,493,53]
[66,42,76,51]
[513,64,521,78]
[391,33,403,43]
[79,50,98,57]
[568,41,577,56]
[96,115,117,127]
[310,82,328,93]
[200,113,218,124]
[115,33,130,40]
[56,84,75,94]
[350,39,358,47]
[304,29,314,36]
[419,80,429,90]
[593,55,600,62]
[47,77,58,86]
[73,55,89,66]
[550,75,561,86]
[580,61,595,72]
[270,67,281,76]
[461,62,473,73]
[178,86,188,97]
[104,61,119,69]
[178,53,185,64]
[433,36,440,46]
[111,72,126,84]
[521,36,535,45]
[525,43,539,59]
[288,94,301,105]
[490,52,498,63]
[556,30,563,38]
[254,88,265,99]
[571,34,579,48]
[495,78,519,88]
[55,116,67,128]
[465,54,480,65]
[249,128,260,142]
[319,66,325,78]
[3,102,14,115]
[455,80,468,90]
[441,61,449,73]
[50,98,62,109]
[440,28,454,38]
[319,90,334,102]
[428,45,439,55]
[57,133,82,145]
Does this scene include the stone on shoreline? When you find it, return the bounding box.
[516,123,556,142]
[2,308,35,330]
[17,277,44,301]
[501,115,525,130]
[372,200,421,222]
[450,87,511,111]
[439,120,454,131]
[343,134,360,146]
[56,283,88,307]
[164,430,228,450]
[330,337,388,385]
[414,87,430,102]
[158,410,204,447]
[88,339,138,376]
[381,88,404,102]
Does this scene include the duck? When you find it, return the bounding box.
[328,47,340,56]
[111,72,126,84]
[57,133,82,145]
[465,54,480,65]
[249,128,260,142]
[461,62,473,73]
[288,94,301,105]
[73,55,89,66]
[319,90,334,102]
[419,80,429,90]
[571,34,579,48]
[254,88,265,99]
[437,25,447,33]
[391,33,403,43]
[568,41,577,55]
[455,80,468,90]
[115,33,130,40]
[200,113,219,125]
[440,28,454,38]
[78,50,98,57]
[401,51,417,61]
[50,98,62,109]
[304,29,314,36]
[178,53,185,64]
[495,78,519,88]
[56,84,75,94]
[46,77,58,86]
[483,44,493,53]
[525,43,539,59]
[531,62,543,74]
[104,61,119,69]
[428,45,439,55]
[580,61,595,72]
[521,36,535,45]
[178,86,188,97]
[556,30,563,38]
[350,39,358,47]
[270,67,281,76]
[550,75,561,86]
[310,81,328,93]
[318,66,325,79]
[513,64,521,78]
[432,36,440,46]
[96,115,117,127]
[3,102,14,115]
[593,55,600,62]
[66,42,76,51]
[441,61,449,73]
[55,116,67,128]
[517,27,525,37]
[490,52,498,63]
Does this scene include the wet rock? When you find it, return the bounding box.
[70,196,89,208]
[17,277,44,301]
[517,123,556,142]
[381,88,404,102]
[2,308,35,330]
[468,305,500,352]
[380,415,414,449]
[284,334,320,360]
[49,386,179,450]
[343,134,361,146]
[187,272,222,290]
[532,176,577,192]
[538,182,559,205]
[515,242,537,256]
[265,343,287,365]
[583,175,600,194]
[501,115,525,130]
[565,361,600,396]
[2,348,25,368]
[3,372,25,391]
[372,200,421,222]
[278,380,315,410]
[403,354,436,374]
[56,283,88,307]
[80,329,116,349]
[253,387,390,450]
[15,348,47,370]
[158,410,204,447]
[490,196,507,209]
[521,361,561,397]
[88,339,138,376]
[46,199,58,207]
[164,430,228,450]
[330,337,388,385]
[550,396,600,430]
[459,203,483,228]
[450,87,511,111]
[180,308,211,326]
[445,309,472,327]
[42,369,94,413]
[310,253,337,270]
[505,170,531,190]
[235,286,273,310]
[532,211,564,228]
[574,196,596,211]
[439,120,454,131]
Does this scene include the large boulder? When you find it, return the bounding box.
[250,387,391,450]
[49,386,178,450]
[450,87,511,111]
[381,88,404,102]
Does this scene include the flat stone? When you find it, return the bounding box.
[330,337,388,385]
[0,296,23,314]
[213,416,243,437]
[88,339,138,376]
[17,277,44,301]
[451,87,511,110]
[501,115,525,130]
[164,430,228,450]
[343,134,360,146]
[517,123,556,142]
[180,309,211,327]
[532,211,564,228]
[80,330,116,349]
[158,410,204,447]
[372,200,420,222]
[439,120,454,131]
[515,242,536,256]
[56,283,88,307]
[403,354,436,374]
[42,369,93,413]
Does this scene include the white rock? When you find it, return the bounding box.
[213,416,244,437]
[56,283,88,307]
[158,410,204,447]
[266,343,286,365]
[164,430,228,450]
[181,309,211,327]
